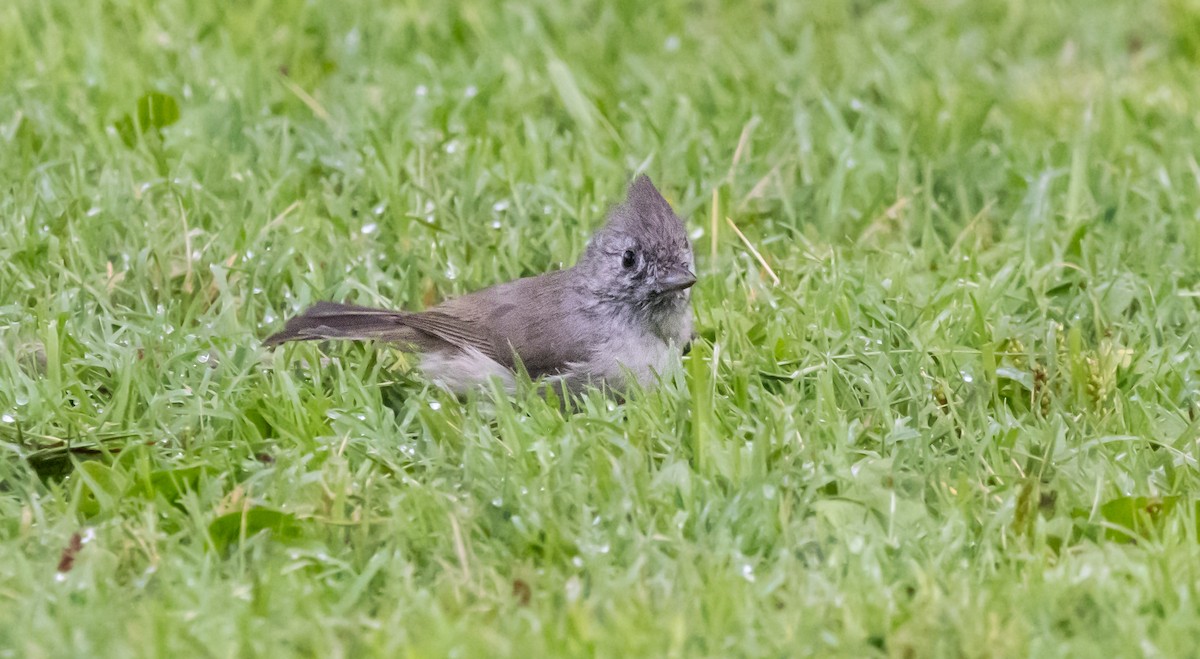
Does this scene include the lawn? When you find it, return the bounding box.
[3,0,1200,656]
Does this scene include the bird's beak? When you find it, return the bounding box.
[657,265,697,293]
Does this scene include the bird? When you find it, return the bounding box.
[264,175,696,397]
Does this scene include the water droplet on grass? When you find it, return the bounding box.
[493,199,510,212]
[361,222,378,235]
[741,564,756,582]
[196,353,210,364]
[492,498,503,507]
[415,84,428,97]
[429,401,441,410]
[664,35,680,52]
[960,370,974,383]
[86,207,101,217]
[464,85,478,98]
[1,414,14,423]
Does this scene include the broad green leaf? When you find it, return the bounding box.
[208,508,305,552]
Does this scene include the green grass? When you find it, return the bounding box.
[3,0,1200,655]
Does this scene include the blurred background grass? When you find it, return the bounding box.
[2,0,1200,656]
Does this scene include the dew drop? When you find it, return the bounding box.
[415,84,428,97]
[196,353,210,364]
[1,414,14,423]
[361,222,378,235]
[492,199,510,212]
[464,85,478,98]
[664,35,680,52]
[429,401,442,410]
[741,564,756,582]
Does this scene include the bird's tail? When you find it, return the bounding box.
[263,301,415,347]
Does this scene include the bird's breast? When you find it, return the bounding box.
[573,329,681,390]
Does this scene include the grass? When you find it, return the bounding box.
[3,0,1200,655]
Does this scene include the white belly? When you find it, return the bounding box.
[417,333,679,395]
[418,347,515,394]
[575,331,677,390]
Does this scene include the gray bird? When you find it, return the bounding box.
[264,175,696,396]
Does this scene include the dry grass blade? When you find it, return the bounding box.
[725,216,780,286]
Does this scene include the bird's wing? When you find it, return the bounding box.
[433,272,599,378]
[267,272,600,380]
[395,310,506,363]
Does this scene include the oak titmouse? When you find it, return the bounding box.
[265,176,696,395]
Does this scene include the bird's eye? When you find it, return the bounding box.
[621,250,637,269]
